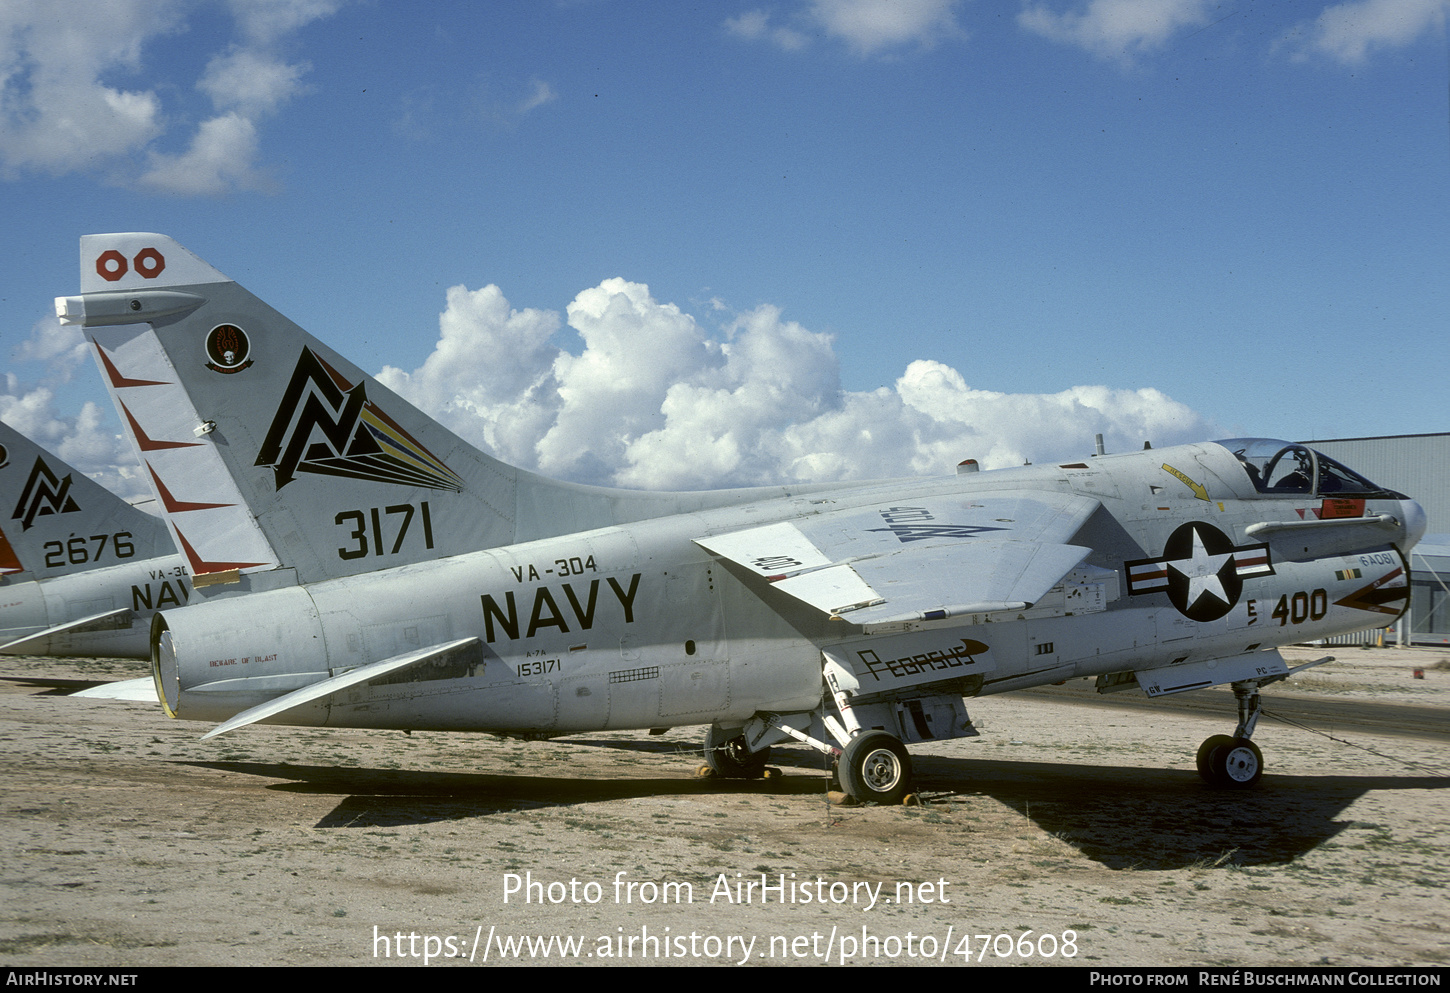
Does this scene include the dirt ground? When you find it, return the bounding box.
[1,644,1446,968]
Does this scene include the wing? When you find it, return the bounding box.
[696,490,1100,628]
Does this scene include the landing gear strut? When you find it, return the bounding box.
[1187,654,1335,789]
[702,724,770,779]
[702,654,979,803]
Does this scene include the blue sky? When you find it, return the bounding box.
[3,0,1447,497]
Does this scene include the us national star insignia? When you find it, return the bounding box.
[1125,522,1273,622]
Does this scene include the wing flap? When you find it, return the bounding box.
[775,564,883,615]
[697,520,836,579]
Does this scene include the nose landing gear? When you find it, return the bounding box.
[1194,668,1315,789]
[1196,732,1263,788]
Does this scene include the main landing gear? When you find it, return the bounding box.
[837,730,913,806]
[702,724,771,779]
[701,717,917,805]
[699,655,975,805]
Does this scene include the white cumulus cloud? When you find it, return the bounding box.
[1018,0,1214,61]
[377,283,563,467]
[518,79,558,114]
[199,48,312,118]
[0,0,174,176]
[138,112,267,195]
[226,0,343,45]
[725,9,810,50]
[1290,0,1448,63]
[0,0,341,193]
[380,278,1218,491]
[809,0,965,54]
[5,275,1218,501]
[727,0,964,55]
[1,312,146,499]
[0,386,146,502]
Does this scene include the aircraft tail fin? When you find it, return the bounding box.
[0,420,172,582]
[60,234,707,588]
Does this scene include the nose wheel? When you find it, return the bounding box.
[1196,734,1263,789]
[1196,679,1268,789]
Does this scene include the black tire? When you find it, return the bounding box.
[1212,737,1263,789]
[703,726,769,779]
[1196,734,1235,784]
[839,731,912,805]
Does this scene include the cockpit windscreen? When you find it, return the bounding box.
[1217,439,1407,499]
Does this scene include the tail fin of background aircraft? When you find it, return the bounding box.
[59,234,758,590]
[0,419,172,582]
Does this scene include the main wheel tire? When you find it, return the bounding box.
[839,731,912,805]
[1212,737,1263,789]
[1196,734,1236,784]
[703,726,769,779]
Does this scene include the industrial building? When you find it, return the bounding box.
[1307,433,1449,646]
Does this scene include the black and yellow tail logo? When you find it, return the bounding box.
[10,457,81,531]
[256,348,463,492]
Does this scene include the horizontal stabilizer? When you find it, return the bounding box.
[0,607,131,653]
[72,677,158,702]
[200,637,480,739]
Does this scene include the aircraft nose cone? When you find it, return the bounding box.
[1403,499,1428,550]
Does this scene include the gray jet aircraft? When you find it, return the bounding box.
[58,233,1427,798]
[0,420,189,657]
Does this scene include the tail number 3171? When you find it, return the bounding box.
[335,502,434,560]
